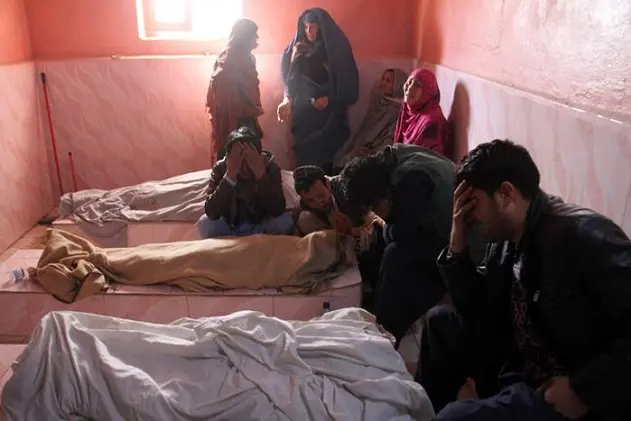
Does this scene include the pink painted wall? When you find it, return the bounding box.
[417,0,631,119]
[38,56,414,192]
[25,0,415,59]
[429,64,631,232]
[0,0,32,64]
[0,0,53,251]
[27,0,416,191]
[414,0,631,235]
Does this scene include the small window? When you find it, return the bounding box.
[136,0,243,41]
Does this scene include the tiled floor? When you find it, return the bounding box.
[0,224,49,264]
[0,345,25,389]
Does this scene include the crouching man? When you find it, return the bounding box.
[197,126,293,238]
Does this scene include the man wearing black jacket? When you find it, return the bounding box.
[419,139,631,421]
[340,144,485,347]
[197,126,292,238]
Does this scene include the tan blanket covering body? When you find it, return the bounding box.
[30,229,352,303]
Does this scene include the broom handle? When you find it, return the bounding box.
[40,72,64,196]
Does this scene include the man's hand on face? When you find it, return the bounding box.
[243,143,266,180]
[364,211,385,228]
[226,143,244,180]
[450,181,477,253]
[348,211,383,238]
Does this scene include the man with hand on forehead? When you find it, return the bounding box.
[197,126,293,238]
[339,144,486,347]
[419,139,631,421]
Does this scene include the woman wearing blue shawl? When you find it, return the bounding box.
[277,8,359,175]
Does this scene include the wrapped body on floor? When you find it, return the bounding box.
[1,308,435,421]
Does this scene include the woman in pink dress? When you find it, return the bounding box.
[394,68,447,156]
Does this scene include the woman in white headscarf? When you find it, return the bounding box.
[336,68,408,170]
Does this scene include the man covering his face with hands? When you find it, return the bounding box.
[197,126,292,238]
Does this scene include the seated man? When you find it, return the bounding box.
[292,165,385,308]
[339,144,486,347]
[420,139,631,420]
[197,126,293,238]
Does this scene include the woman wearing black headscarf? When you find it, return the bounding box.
[277,8,359,175]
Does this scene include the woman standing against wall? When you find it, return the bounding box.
[277,8,359,175]
[206,18,264,163]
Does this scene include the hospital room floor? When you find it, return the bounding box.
[0,224,422,374]
[0,345,27,393]
[0,225,56,393]
[0,225,49,261]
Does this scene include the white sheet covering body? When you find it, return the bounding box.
[59,169,300,247]
[2,308,434,421]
